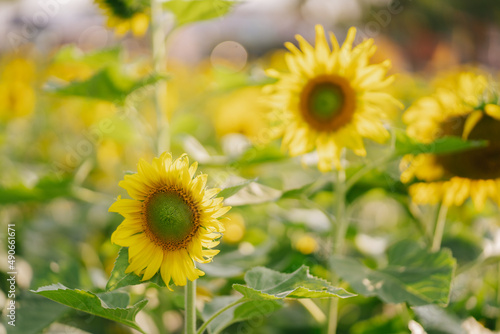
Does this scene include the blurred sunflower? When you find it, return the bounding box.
[95,0,149,37]
[210,87,268,142]
[0,58,36,121]
[401,72,500,210]
[110,153,230,289]
[265,25,401,171]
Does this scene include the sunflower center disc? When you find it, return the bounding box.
[299,75,356,132]
[309,83,344,120]
[145,191,195,245]
[436,113,500,180]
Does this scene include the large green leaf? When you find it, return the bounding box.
[394,130,487,156]
[106,248,166,291]
[164,0,234,27]
[233,265,355,300]
[200,265,350,334]
[47,66,166,104]
[331,240,456,306]
[0,175,73,204]
[32,284,147,333]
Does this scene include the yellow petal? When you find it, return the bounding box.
[462,110,483,140]
[485,104,500,120]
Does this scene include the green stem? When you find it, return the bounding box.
[327,167,348,334]
[185,279,197,334]
[431,204,448,252]
[345,153,395,191]
[150,0,170,154]
[197,299,245,334]
[497,263,500,331]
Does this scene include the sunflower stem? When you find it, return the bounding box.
[185,279,197,334]
[197,299,246,334]
[150,0,170,154]
[327,167,348,334]
[497,263,500,331]
[431,204,448,252]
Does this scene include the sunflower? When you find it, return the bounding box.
[0,58,36,121]
[265,25,401,171]
[109,153,230,290]
[401,72,500,210]
[95,0,149,37]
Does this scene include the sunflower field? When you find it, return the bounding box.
[2,0,500,333]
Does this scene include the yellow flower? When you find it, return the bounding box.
[401,72,500,210]
[210,87,268,142]
[0,58,36,121]
[265,25,401,171]
[110,153,231,290]
[295,234,318,255]
[222,213,246,244]
[95,0,149,37]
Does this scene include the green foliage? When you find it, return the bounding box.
[32,284,147,333]
[201,296,282,334]
[331,240,456,306]
[47,66,166,104]
[51,46,122,69]
[0,175,73,204]
[7,293,69,334]
[233,265,355,300]
[394,130,487,156]
[218,178,256,199]
[164,0,235,27]
[106,247,166,290]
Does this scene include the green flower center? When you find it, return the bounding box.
[308,83,344,120]
[435,112,500,180]
[102,0,144,19]
[144,188,199,250]
[299,75,356,132]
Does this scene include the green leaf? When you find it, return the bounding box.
[0,175,73,204]
[106,248,166,291]
[51,45,121,69]
[394,130,487,156]
[413,305,464,334]
[47,66,166,104]
[280,182,316,200]
[218,178,256,199]
[6,293,69,334]
[233,265,355,300]
[351,313,409,334]
[202,296,283,334]
[164,0,234,27]
[331,240,456,306]
[32,284,147,333]
[345,168,407,203]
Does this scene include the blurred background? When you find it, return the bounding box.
[1,0,500,333]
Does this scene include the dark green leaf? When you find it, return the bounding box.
[331,240,456,306]
[233,265,355,300]
[6,293,69,334]
[32,284,147,333]
[47,66,166,104]
[394,130,487,156]
[106,248,166,291]
[164,0,234,27]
